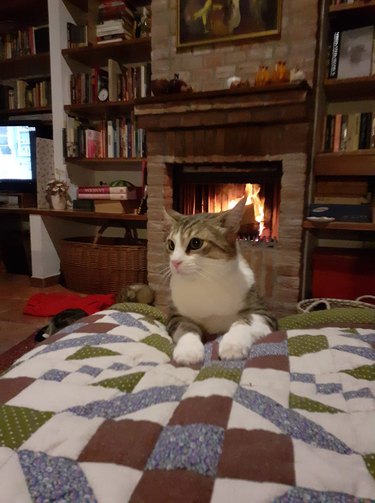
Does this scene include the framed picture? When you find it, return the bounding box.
[177,0,282,49]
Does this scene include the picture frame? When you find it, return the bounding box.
[177,0,282,49]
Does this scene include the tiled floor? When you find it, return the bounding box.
[0,271,71,355]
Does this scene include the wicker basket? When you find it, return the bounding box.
[60,225,147,295]
[297,296,375,313]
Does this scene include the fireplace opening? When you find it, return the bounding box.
[172,162,282,241]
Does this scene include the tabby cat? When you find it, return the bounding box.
[164,197,277,365]
[34,308,87,342]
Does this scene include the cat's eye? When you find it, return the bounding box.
[188,237,203,250]
[167,239,175,251]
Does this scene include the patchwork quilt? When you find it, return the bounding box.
[0,307,374,502]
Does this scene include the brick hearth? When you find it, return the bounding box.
[136,82,313,317]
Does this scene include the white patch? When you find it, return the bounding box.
[219,315,271,360]
[170,236,255,334]
[173,332,205,366]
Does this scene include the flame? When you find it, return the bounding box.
[228,184,265,235]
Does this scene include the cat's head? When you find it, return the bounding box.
[164,197,246,277]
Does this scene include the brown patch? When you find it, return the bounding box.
[246,355,289,372]
[0,377,35,403]
[130,470,214,503]
[78,419,162,469]
[169,396,232,428]
[218,429,295,485]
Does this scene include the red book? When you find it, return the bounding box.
[332,114,342,152]
[77,186,143,199]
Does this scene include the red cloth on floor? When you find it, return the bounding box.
[23,293,116,317]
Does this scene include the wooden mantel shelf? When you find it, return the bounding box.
[135,81,313,130]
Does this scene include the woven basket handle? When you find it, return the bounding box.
[93,224,138,245]
[356,295,375,305]
[303,299,331,312]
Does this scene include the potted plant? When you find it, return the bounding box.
[45,179,71,210]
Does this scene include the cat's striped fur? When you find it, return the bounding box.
[165,197,277,366]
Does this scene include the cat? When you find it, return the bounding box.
[164,197,277,366]
[34,308,87,342]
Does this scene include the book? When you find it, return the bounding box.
[339,114,348,150]
[314,195,370,205]
[328,31,341,78]
[345,113,360,151]
[93,199,139,214]
[78,185,141,196]
[323,114,335,151]
[78,192,137,200]
[85,129,101,158]
[67,23,88,48]
[332,114,342,152]
[315,180,368,196]
[108,58,122,101]
[337,25,374,79]
[358,112,372,149]
[33,25,50,54]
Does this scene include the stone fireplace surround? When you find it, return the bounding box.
[136,82,312,317]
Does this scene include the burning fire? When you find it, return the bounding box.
[229,183,265,236]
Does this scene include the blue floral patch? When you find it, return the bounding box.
[146,423,224,477]
[344,388,374,400]
[290,373,316,383]
[18,450,96,502]
[108,311,149,332]
[68,385,187,419]
[234,386,353,455]
[316,383,342,395]
[78,365,103,377]
[249,341,288,359]
[40,369,70,382]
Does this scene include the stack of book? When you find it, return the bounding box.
[322,112,375,152]
[0,24,49,60]
[309,179,372,223]
[69,61,150,104]
[76,185,142,213]
[96,1,136,44]
[64,115,146,159]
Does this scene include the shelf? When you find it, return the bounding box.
[324,76,375,101]
[0,207,147,225]
[0,106,52,118]
[0,53,50,80]
[64,101,135,118]
[303,220,375,232]
[0,0,48,26]
[329,1,375,30]
[62,38,151,67]
[65,0,150,9]
[65,157,145,168]
[314,151,375,176]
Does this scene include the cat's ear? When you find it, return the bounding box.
[220,197,246,232]
[164,207,183,226]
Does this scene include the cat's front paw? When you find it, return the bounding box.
[219,325,253,360]
[173,332,204,366]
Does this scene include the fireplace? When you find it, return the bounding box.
[136,82,312,317]
[173,161,281,241]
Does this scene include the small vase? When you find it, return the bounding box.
[50,193,67,210]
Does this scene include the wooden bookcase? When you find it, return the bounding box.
[302,0,375,298]
[0,0,51,118]
[49,0,151,219]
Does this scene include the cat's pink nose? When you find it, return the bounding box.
[171,260,182,271]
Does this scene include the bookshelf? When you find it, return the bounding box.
[302,0,375,299]
[52,0,151,219]
[0,0,51,117]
